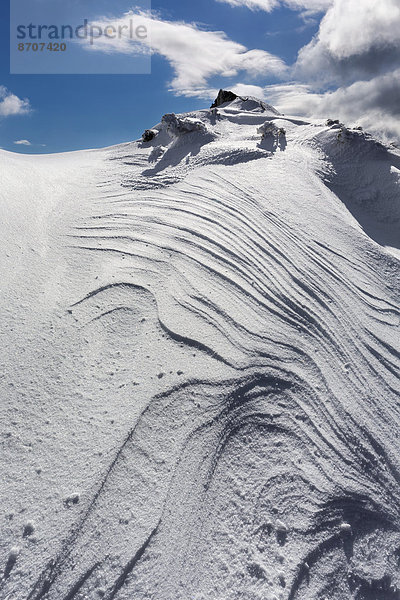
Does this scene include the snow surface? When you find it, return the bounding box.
[1,96,400,600]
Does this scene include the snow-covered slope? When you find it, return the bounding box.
[1,95,399,600]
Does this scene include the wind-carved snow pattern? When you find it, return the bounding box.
[0,95,399,600]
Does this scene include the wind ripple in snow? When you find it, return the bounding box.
[1,100,399,600]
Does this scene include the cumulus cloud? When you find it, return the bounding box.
[0,87,31,117]
[228,0,400,142]
[79,11,287,96]
[296,0,400,82]
[247,72,398,142]
[14,139,32,145]
[310,0,399,59]
[280,0,400,141]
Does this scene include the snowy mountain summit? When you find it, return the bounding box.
[210,88,280,113]
[0,92,399,600]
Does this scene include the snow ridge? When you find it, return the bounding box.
[0,95,399,600]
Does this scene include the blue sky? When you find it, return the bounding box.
[1,0,399,153]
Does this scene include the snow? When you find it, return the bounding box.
[0,95,399,600]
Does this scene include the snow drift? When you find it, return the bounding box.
[0,93,399,600]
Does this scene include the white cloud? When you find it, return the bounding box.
[255,73,400,143]
[0,87,31,117]
[275,0,400,142]
[296,0,400,82]
[226,0,400,143]
[79,4,399,143]
[285,0,332,11]
[79,11,287,96]
[311,0,399,59]
[14,139,32,145]
[215,0,278,10]
[215,0,332,14]
[231,83,267,97]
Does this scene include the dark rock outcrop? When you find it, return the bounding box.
[142,129,157,143]
[210,89,238,109]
